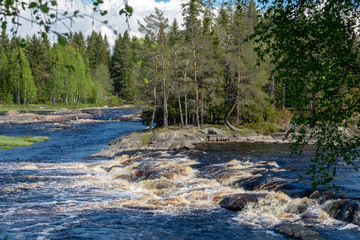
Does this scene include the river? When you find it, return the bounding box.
[0,109,359,239]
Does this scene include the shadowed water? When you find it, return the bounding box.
[0,109,359,239]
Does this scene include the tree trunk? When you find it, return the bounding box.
[185,93,188,127]
[178,94,184,127]
[201,93,204,125]
[192,39,200,128]
[150,85,157,131]
[282,80,286,110]
[161,53,168,127]
[225,35,242,132]
[236,101,240,125]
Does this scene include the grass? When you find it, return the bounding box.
[244,122,284,135]
[0,136,50,149]
[140,132,152,145]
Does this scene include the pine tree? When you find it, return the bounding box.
[111,33,123,94]
[86,31,109,69]
[182,0,204,127]
[0,51,9,103]
[138,8,170,127]
[0,29,10,56]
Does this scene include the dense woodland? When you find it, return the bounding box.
[0,1,288,128]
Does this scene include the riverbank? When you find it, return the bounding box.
[0,107,142,124]
[94,126,296,158]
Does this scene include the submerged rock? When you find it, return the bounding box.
[219,193,267,211]
[275,223,323,240]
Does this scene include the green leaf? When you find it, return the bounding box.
[125,4,133,16]
[39,5,49,13]
[143,78,149,84]
[51,0,57,6]
[29,2,37,8]
[100,10,108,16]
[5,0,14,7]
[57,35,67,46]
[119,9,126,15]
[1,22,6,30]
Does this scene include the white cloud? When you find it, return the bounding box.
[12,0,186,47]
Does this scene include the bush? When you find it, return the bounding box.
[107,96,119,106]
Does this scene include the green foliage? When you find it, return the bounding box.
[244,122,283,135]
[0,136,50,149]
[254,0,360,188]
[107,96,120,106]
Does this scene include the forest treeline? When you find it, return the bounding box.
[0,0,288,128]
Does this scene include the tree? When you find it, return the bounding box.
[182,0,204,128]
[138,8,170,127]
[86,31,109,70]
[0,29,10,56]
[25,34,51,102]
[254,0,360,188]
[8,46,37,105]
[0,51,9,103]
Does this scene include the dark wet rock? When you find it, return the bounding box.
[309,190,347,204]
[322,200,360,225]
[301,212,322,221]
[275,223,323,240]
[285,202,310,215]
[219,193,267,211]
[233,175,292,192]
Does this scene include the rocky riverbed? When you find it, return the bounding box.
[94,127,295,158]
[0,108,142,124]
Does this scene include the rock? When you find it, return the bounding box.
[95,132,144,158]
[234,175,291,192]
[322,200,360,225]
[6,110,19,115]
[201,127,227,135]
[119,111,142,121]
[51,108,81,115]
[207,135,229,142]
[0,111,93,124]
[309,190,347,204]
[275,223,323,240]
[219,193,267,211]
[169,140,195,150]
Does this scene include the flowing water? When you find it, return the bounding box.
[0,109,359,239]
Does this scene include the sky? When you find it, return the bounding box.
[14,0,187,46]
[13,0,262,47]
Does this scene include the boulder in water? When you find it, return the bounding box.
[219,193,267,211]
[275,223,323,240]
[322,200,360,225]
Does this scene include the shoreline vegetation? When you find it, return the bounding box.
[0,136,50,149]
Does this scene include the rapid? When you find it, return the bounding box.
[0,109,359,239]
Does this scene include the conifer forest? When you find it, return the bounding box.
[0,0,322,129]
